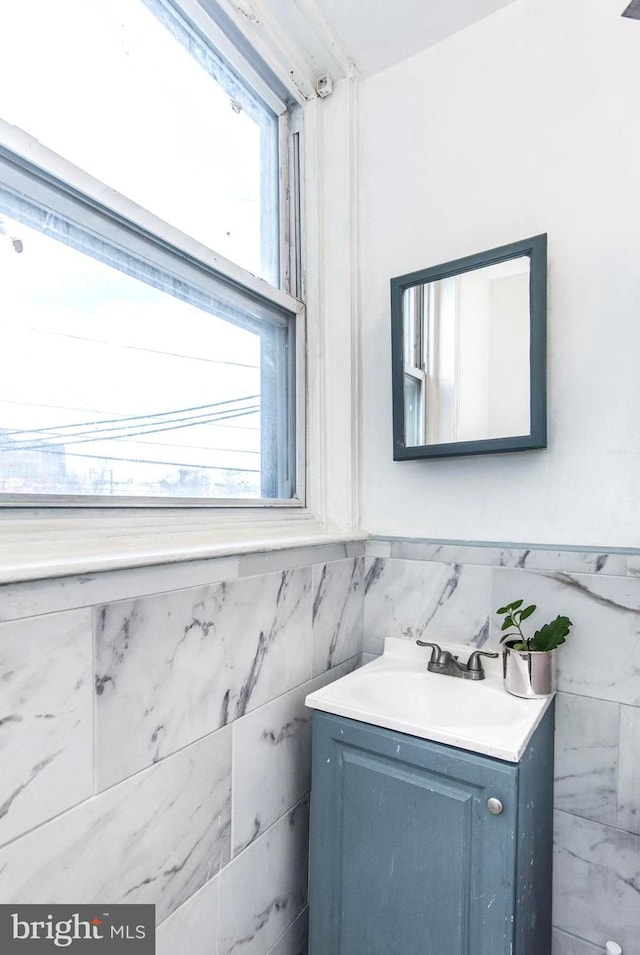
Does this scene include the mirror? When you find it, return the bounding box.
[391,234,547,459]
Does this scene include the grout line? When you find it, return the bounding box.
[0,549,366,624]
[265,905,309,955]
[554,805,640,839]
[91,605,98,797]
[230,720,237,861]
[367,535,640,555]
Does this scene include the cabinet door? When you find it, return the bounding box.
[309,713,519,955]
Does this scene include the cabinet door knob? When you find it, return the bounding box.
[487,797,503,815]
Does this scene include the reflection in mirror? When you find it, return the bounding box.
[403,256,530,447]
[391,235,546,460]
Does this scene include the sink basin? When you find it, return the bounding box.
[346,669,527,730]
[305,638,553,762]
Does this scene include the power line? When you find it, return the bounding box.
[119,437,260,455]
[0,397,109,415]
[0,443,261,474]
[1,398,260,451]
[1,403,260,448]
[2,395,260,438]
[29,326,261,370]
[0,397,260,431]
[0,405,260,452]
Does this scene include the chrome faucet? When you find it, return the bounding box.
[416,641,498,681]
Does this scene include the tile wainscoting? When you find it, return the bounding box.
[365,538,640,955]
[1,535,638,954]
[0,542,364,955]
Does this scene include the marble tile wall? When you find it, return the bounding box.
[364,538,640,955]
[0,542,364,955]
[0,610,94,846]
[2,533,638,954]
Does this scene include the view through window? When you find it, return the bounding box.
[0,0,279,283]
[0,0,299,504]
[0,207,267,499]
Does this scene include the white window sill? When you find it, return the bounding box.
[0,510,367,584]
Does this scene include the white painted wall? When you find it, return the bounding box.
[358,0,640,547]
[304,77,361,532]
[309,0,517,76]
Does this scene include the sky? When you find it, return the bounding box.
[0,0,284,498]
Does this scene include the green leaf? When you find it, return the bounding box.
[530,615,573,652]
[501,617,514,630]
[497,599,522,615]
[519,604,536,621]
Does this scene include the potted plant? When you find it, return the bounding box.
[497,599,573,698]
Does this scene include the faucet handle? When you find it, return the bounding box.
[466,649,499,672]
[416,640,441,664]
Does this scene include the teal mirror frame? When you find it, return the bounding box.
[390,234,547,460]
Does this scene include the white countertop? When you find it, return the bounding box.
[305,637,553,762]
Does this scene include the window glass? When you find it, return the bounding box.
[0,0,280,283]
[0,0,300,507]
[0,182,293,501]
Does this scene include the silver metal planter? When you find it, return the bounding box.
[502,642,556,698]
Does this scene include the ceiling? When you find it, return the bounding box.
[309,0,519,77]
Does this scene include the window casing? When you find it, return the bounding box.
[0,0,304,509]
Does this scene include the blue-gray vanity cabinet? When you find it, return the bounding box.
[308,706,553,955]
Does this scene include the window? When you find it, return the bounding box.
[0,0,303,506]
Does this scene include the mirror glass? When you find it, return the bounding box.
[391,235,546,459]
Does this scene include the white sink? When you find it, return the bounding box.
[305,638,553,762]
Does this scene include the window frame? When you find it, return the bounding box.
[0,0,307,511]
